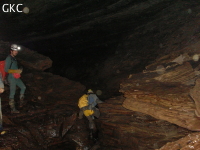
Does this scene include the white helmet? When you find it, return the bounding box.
[11,44,21,51]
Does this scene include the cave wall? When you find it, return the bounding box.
[91,0,200,98]
[0,0,178,85]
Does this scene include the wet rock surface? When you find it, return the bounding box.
[0,70,88,149]
[190,78,200,118]
[95,50,200,149]
[156,132,200,150]
[121,72,199,131]
[98,96,192,150]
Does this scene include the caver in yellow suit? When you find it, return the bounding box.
[78,89,102,139]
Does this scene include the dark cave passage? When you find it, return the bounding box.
[21,37,156,101]
[1,0,199,149]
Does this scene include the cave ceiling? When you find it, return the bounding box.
[0,0,176,53]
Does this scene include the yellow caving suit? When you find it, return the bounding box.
[78,94,94,117]
[78,94,100,130]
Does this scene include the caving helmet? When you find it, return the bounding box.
[11,44,21,51]
[87,89,93,94]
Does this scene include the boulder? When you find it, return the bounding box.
[0,41,52,71]
[120,59,200,131]
[98,96,191,150]
[190,78,200,117]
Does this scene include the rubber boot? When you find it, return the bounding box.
[9,99,19,113]
[19,94,25,108]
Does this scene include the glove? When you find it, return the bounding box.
[8,69,22,74]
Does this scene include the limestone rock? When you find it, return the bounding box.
[190,78,200,117]
[154,62,196,85]
[98,96,191,150]
[156,132,200,150]
[120,71,200,131]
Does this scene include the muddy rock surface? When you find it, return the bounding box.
[0,70,91,150]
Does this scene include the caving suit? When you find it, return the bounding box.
[78,94,100,130]
[5,55,26,107]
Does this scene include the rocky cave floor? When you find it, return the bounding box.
[1,54,200,150]
[0,72,86,150]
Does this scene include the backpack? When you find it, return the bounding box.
[0,56,14,81]
[0,61,8,81]
[78,94,88,108]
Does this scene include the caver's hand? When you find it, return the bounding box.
[0,88,4,93]
[8,69,22,74]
